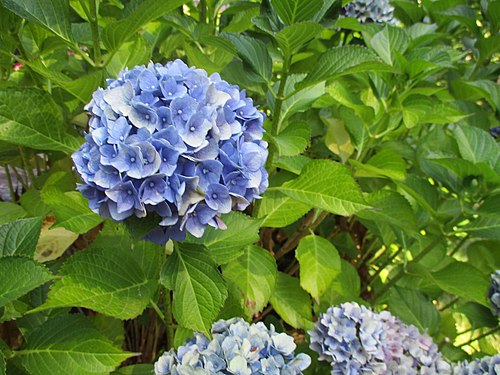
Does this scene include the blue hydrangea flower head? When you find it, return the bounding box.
[343,0,397,24]
[309,302,451,374]
[488,270,500,318]
[452,354,500,374]
[72,60,268,244]
[154,317,311,374]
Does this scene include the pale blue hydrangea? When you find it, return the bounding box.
[72,60,268,244]
[154,318,311,374]
[309,302,451,374]
[452,355,500,374]
[488,270,500,318]
[344,0,397,24]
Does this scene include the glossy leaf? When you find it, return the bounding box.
[0,217,41,257]
[270,272,313,329]
[275,22,323,56]
[16,315,133,375]
[223,245,277,317]
[277,160,370,216]
[161,243,227,334]
[369,25,410,65]
[296,234,341,301]
[0,89,80,153]
[270,0,323,25]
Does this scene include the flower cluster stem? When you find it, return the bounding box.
[164,290,175,350]
[89,0,102,65]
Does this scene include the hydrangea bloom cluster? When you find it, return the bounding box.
[488,270,500,318]
[452,354,500,374]
[309,302,451,374]
[72,60,268,244]
[154,318,311,374]
[343,0,397,24]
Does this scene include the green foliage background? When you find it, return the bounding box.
[0,0,499,373]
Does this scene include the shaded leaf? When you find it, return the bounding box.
[0,217,41,257]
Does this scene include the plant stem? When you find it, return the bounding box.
[200,0,207,23]
[19,147,37,189]
[438,296,459,312]
[4,164,17,201]
[164,289,175,350]
[89,0,102,65]
[149,299,165,321]
[448,235,468,257]
[373,236,441,302]
[368,247,404,285]
[457,326,500,348]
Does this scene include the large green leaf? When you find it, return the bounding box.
[303,46,390,87]
[271,120,310,156]
[186,212,261,264]
[453,125,500,172]
[369,24,410,65]
[102,0,187,51]
[270,0,323,25]
[0,350,4,375]
[0,88,80,153]
[220,33,272,81]
[112,364,154,375]
[351,149,407,181]
[0,217,41,257]
[296,234,341,301]
[258,190,310,228]
[0,202,27,225]
[463,217,500,240]
[41,188,103,234]
[431,261,490,307]
[223,245,277,317]
[387,286,440,335]
[161,243,227,334]
[34,245,159,319]
[270,272,312,329]
[276,160,369,216]
[16,315,133,375]
[0,257,53,308]
[106,36,153,78]
[1,0,72,42]
[275,22,323,57]
[357,190,419,234]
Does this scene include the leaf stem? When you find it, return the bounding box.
[89,0,102,65]
[19,147,37,189]
[457,325,500,348]
[3,164,17,201]
[448,235,468,257]
[373,236,441,302]
[164,289,175,350]
[149,299,165,321]
[438,296,459,312]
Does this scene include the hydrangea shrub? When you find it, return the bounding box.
[488,271,500,318]
[154,318,311,374]
[309,302,451,374]
[343,0,396,24]
[452,354,500,375]
[72,60,268,244]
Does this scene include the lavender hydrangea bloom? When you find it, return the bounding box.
[72,60,268,244]
[154,318,311,375]
[488,270,500,318]
[452,355,500,374]
[309,302,451,374]
[343,0,397,24]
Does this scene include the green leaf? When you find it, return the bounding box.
[0,350,4,375]
[351,149,407,180]
[357,190,418,234]
[368,25,410,65]
[431,261,490,307]
[35,245,159,319]
[0,202,27,225]
[90,315,125,348]
[402,95,433,128]
[457,302,498,329]
[453,125,499,172]
[16,314,133,375]
[273,155,311,175]
[271,120,310,156]
[41,189,103,234]
[0,217,41,257]
[106,36,152,78]
[275,22,323,57]
[387,286,440,335]
[258,190,310,228]
[270,0,324,25]
[270,272,312,329]
[302,46,390,87]
[26,60,102,103]
[1,0,72,42]
[296,234,341,301]
[112,364,154,375]
[220,33,272,81]
[463,217,500,240]
[321,260,361,307]
[276,160,370,216]
[161,243,227,334]
[0,257,53,308]
[102,0,187,51]
[223,245,277,317]
[186,212,261,264]
[321,116,355,163]
[0,88,80,153]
